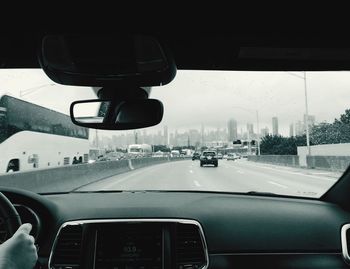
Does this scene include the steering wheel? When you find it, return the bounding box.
[0,192,21,242]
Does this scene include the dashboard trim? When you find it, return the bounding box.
[341,223,350,264]
[48,218,209,269]
[210,252,343,256]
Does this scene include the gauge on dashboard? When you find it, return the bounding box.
[14,204,41,241]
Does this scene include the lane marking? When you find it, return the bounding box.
[194,180,201,187]
[268,180,288,189]
[189,170,194,174]
[240,162,337,181]
[311,172,334,175]
[99,162,176,189]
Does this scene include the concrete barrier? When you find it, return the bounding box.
[247,155,299,167]
[306,156,350,172]
[131,157,169,170]
[0,157,188,193]
[298,143,350,167]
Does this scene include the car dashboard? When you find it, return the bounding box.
[2,188,350,269]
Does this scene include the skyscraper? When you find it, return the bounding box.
[304,114,316,128]
[272,117,279,136]
[247,123,254,139]
[201,123,205,146]
[289,123,294,137]
[261,127,269,137]
[227,118,238,142]
[295,120,304,136]
[174,130,178,146]
[163,125,168,145]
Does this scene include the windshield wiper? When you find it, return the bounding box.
[246,191,287,197]
[71,190,144,194]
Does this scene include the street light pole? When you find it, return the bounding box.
[286,72,311,156]
[256,110,260,155]
[303,71,311,156]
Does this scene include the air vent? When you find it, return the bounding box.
[176,223,207,269]
[51,224,83,268]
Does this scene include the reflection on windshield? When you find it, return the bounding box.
[0,70,348,198]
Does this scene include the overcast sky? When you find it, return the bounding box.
[1,69,350,137]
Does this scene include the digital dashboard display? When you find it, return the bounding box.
[95,224,162,269]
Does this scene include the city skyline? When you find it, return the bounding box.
[1,69,346,142]
[93,113,318,149]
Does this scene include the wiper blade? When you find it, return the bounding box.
[72,190,124,193]
[71,190,154,194]
[246,191,285,197]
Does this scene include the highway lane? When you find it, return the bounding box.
[76,159,341,198]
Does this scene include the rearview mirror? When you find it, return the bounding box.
[70,99,164,130]
[39,34,176,87]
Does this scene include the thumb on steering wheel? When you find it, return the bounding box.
[15,223,32,235]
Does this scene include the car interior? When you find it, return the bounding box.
[2,18,350,269]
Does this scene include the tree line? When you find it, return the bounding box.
[260,109,350,155]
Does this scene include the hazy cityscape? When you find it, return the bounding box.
[92,114,316,150]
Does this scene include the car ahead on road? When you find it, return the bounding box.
[192,152,201,160]
[200,151,218,167]
[170,150,180,157]
[217,153,223,159]
[227,153,239,161]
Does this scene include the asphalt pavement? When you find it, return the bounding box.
[76,159,342,198]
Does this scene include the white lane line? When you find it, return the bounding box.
[243,163,337,181]
[311,172,333,175]
[194,180,201,187]
[189,170,194,174]
[268,180,288,189]
[100,165,161,189]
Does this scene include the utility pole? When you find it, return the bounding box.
[134,131,138,144]
[286,71,311,156]
[95,129,99,148]
[256,110,260,155]
[247,127,251,155]
[304,71,311,156]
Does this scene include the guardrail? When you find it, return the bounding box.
[247,155,300,167]
[0,157,189,193]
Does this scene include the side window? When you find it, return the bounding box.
[63,157,70,165]
[7,159,19,172]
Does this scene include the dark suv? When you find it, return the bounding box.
[200,151,218,167]
[192,152,201,160]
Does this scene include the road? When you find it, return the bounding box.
[77,159,341,198]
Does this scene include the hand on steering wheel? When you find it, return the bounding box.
[0,192,38,269]
[0,223,38,269]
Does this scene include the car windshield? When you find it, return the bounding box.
[0,69,348,198]
[130,148,141,153]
